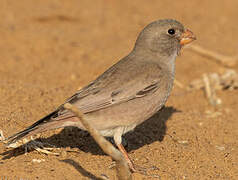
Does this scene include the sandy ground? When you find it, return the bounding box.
[0,0,237,179]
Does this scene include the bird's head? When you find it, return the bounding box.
[134,19,196,57]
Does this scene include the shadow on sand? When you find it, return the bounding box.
[0,106,181,178]
[1,106,180,160]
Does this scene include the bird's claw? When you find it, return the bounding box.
[132,164,160,179]
[109,160,160,178]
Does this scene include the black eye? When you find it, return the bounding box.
[168,28,175,35]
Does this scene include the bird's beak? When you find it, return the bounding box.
[180,29,196,45]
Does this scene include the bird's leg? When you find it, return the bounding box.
[112,129,160,178]
[116,143,136,172]
[113,128,136,172]
[116,143,160,179]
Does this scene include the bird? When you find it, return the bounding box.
[5,19,196,172]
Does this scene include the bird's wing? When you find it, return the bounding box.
[76,80,160,113]
[54,60,163,119]
[54,79,161,120]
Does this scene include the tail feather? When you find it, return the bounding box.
[6,111,57,145]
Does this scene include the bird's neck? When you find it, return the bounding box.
[130,49,177,77]
[163,51,177,76]
[151,50,177,76]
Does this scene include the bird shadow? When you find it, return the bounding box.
[125,106,180,152]
[0,106,181,160]
[60,159,105,180]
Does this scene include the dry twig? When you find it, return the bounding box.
[64,103,132,180]
[189,69,238,90]
[189,69,238,106]
[202,74,222,106]
[187,45,238,67]
[174,79,185,89]
[0,129,5,142]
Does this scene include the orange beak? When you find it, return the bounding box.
[180,29,196,45]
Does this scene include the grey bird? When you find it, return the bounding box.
[5,19,196,171]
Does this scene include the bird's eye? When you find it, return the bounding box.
[168,28,175,35]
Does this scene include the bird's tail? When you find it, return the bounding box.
[5,111,59,146]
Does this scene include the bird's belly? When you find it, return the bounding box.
[99,123,137,137]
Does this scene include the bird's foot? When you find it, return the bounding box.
[109,158,136,172]
[133,165,160,178]
[109,160,160,178]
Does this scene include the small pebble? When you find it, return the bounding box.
[198,122,203,126]
[32,159,45,163]
[177,140,189,145]
[216,146,225,151]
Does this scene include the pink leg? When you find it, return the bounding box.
[116,143,136,172]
